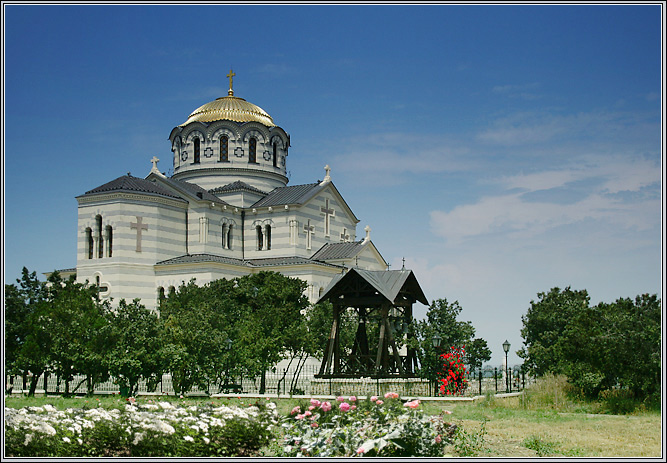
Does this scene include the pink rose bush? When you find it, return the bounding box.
[277,393,456,458]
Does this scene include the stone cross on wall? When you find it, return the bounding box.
[320,199,335,236]
[303,219,314,250]
[130,216,148,252]
[340,228,350,242]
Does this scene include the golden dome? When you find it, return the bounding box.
[181,95,276,127]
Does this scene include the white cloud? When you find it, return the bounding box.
[330,132,475,183]
[430,154,660,245]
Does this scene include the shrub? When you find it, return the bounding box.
[275,393,456,457]
[452,419,486,456]
[598,388,637,415]
[4,400,278,457]
[437,346,468,396]
[523,434,560,456]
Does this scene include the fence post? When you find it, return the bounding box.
[522,368,525,390]
[509,369,512,393]
[494,368,498,393]
[478,370,482,395]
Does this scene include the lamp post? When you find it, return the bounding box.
[432,333,442,396]
[502,340,510,393]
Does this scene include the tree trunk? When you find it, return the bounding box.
[28,372,43,397]
[259,362,267,394]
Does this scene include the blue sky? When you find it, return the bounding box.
[3,4,664,365]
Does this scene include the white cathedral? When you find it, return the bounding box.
[66,73,388,310]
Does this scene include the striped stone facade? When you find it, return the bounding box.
[72,89,389,311]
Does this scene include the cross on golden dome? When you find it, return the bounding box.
[227,69,235,96]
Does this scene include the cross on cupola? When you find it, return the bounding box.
[320,199,335,237]
[227,68,235,96]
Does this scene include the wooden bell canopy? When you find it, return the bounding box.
[315,268,428,378]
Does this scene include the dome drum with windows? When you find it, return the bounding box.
[169,70,290,193]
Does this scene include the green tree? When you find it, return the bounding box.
[159,279,230,395]
[4,268,51,396]
[517,286,590,376]
[45,272,111,396]
[561,294,661,400]
[413,298,482,381]
[235,272,310,394]
[107,299,165,396]
[465,337,492,371]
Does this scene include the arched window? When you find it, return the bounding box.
[193,138,200,164]
[222,224,228,249]
[168,286,176,297]
[86,227,93,259]
[105,225,113,257]
[273,143,278,167]
[256,225,263,250]
[158,287,165,302]
[220,136,229,162]
[228,225,233,250]
[249,137,257,163]
[265,225,272,250]
[96,215,103,259]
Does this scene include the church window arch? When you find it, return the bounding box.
[265,224,272,250]
[193,138,201,164]
[249,137,257,163]
[106,225,113,257]
[256,225,263,250]
[220,135,229,162]
[272,142,278,167]
[158,287,165,303]
[95,215,103,259]
[85,227,93,259]
[168,286,176,297]
[227,224,233,250]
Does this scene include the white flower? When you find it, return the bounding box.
[77,438,83,445]
[158,401,174,410]
[63,437,71,443]
[184,435,194,442]
[36,422,57,436]
[133,432,145,445]
[203,436,210,444]
[154,420,176,434]
[190,424,199,432]
[23,433,33,446]
[43,404,57,413]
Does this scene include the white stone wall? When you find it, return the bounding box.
[76,194,188,311]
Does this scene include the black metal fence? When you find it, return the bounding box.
[6,364,532,398]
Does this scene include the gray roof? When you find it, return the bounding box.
[311,241,364,261]
[251,182,321,208]
[155,253,343,269]
[78,174,184,200]
[210,180,267,196]
[158,176,229,205]
[318,268,429,306]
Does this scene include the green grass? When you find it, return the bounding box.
[4,379,662,458]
